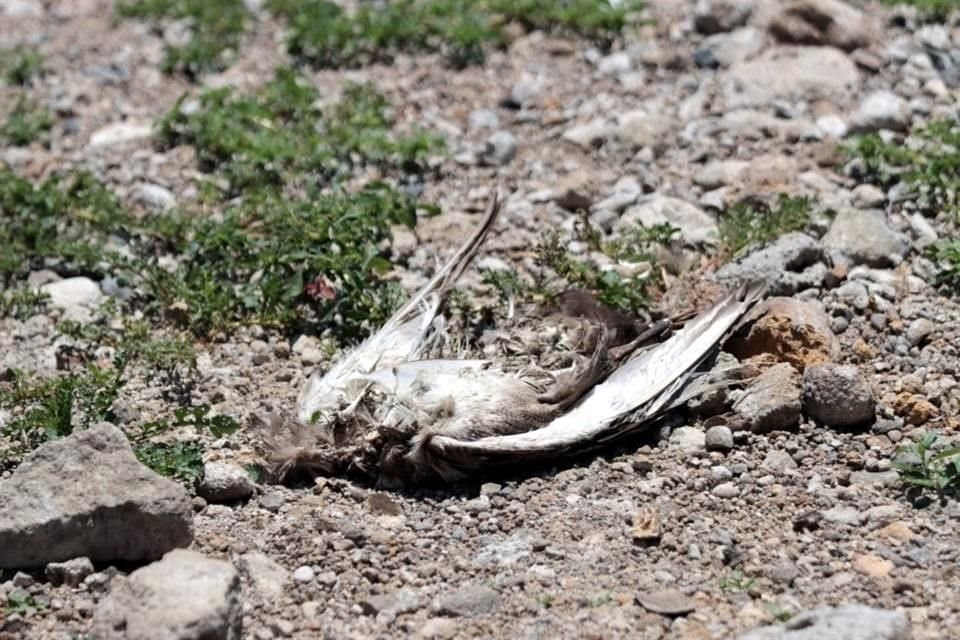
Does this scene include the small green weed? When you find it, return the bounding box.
[846,119,960,216]
[1,94,53,146]
[895,431,960,498]
[764,601,794,623]
[0,169,132,286]
[538,593,556,608]
[581,591,614,608]
[880,0,957,21]
[482,219,675,317]
[927,238,960,293]
[156,68,443,195]
[116,0,248,76]
[4,590,45,616]
[719,570,757,593]
[1,46,44,86]
[268,0,645,69]
[0,287,49,320]
[718,194,812,257]
[0,364,125,467]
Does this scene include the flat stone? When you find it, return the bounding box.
[637,588,696,616]
[617,195,718,246]
[615,111,674,150]
[562,118,610,149]
[711,233,825,295]
[45,557,95,588]
[724,47,859,108]
[435,585,499,617]
[88,121,153,148]
[738,604,910,640]
[0,423,193,569]
[669,426,707,453]
[92,549,242,640]
[237,552,289,600]
[40,276,104,322]
[821,209,910,267]
[734,363,802,433]
[768,0,876,52]
[360,588,423,617]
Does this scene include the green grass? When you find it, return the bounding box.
[1,94,53,146]
[880,0,958,21]
[718,194,813,257]
[268,0,645,69]
[1,46,44,86]
[483,219,676,317]
[895,431,960,498]
[719,570,757,593]
[116,0,248,77]
[156,68,443,196]
[846,119,960,216]
[0,287,49,320]
[928,239,960,293]
[1,70,443,339]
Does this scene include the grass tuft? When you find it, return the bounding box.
[718,194,813,257]
[1,94,53,146]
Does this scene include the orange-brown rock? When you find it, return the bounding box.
[892,393,939,426]
[726,297,838,371]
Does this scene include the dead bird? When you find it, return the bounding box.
[259,191,767,487]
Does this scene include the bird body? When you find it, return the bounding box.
[263,191,767,487]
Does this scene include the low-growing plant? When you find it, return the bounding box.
[116,0,248,76]
[1,46,44,86]
[927,238,960,293]
[4,590,45,616]
[1,94,53,146]
[880,0,957,21]
[718,194,812,257]
[895,431,960,497]
[846,119,960,216]
[268,0,645,69]
[0,287,49,320]
[719,570,757,593]
[0,169,132,286]
[155,68,443,195]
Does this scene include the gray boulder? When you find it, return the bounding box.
[0,423,193,569]
[738,604,910,640]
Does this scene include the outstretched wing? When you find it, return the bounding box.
[423,281,766,469]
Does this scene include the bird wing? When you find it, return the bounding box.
[297,193,502,424]
[424,281,766,467]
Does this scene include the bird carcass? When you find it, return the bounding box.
[258,192,766,487]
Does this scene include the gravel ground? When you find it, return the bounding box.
[1,0,959,638]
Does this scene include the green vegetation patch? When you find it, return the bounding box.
[1,46,44,86]
[846,119,960,216]
[1,94,53,146]
[880,0,957,21]
[269,0,645,69]
[718,194,813,257]
[156,68,443,196]
[0,170,131,286]
[116,0,248,76]
[895,431,960,498]
[483,219,677,317]
[928,238,960,294]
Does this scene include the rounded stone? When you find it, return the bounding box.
[705,425,734,451]
[802,363,876,427]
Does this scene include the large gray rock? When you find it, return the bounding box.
[767,0,877,52]
[617,195,719,246]
[40,276,104,323]
[738,604,910,640]
[699,27,766,68]
[0,423,193,569]
[802,363,876,427]
[711,232,825,295]
[724,47,859,108]
[197,462,255,503]
[92,549,242,640]
[848,90,911,134]
[821,209,910,267]
[734,363,802,433]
